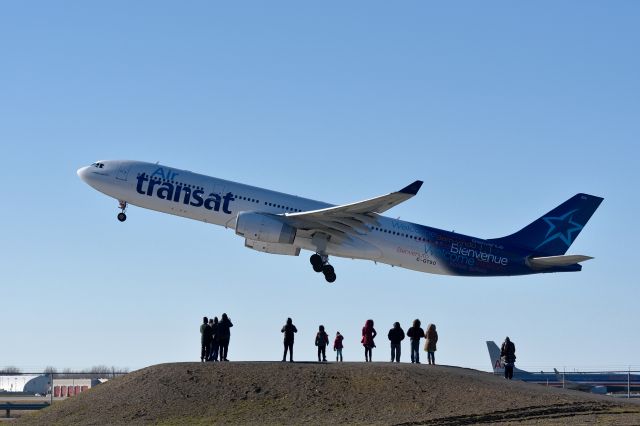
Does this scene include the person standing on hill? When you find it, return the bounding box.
[406,319,424,364]
[218,313,233,361]
[500,336,516,379]
[200,316,211,362]
[387,322,405,363]
[424,323,438,365]
[281,317,298,362]
[209,317,220,362]
[334,331,344,362]
[361,319,377,362]
[315,325,330,362]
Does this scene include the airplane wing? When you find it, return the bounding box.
[283,180,423,242]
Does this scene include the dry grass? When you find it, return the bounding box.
[17,362,640,425]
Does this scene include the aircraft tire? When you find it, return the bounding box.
[325,273,336,283]
[310,254,323,272]
[322,264,334,276]
[117,212,127,222]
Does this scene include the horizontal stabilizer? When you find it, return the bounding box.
[528,254,593,269]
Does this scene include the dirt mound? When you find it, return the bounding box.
[18,362,640,425]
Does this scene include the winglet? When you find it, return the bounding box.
[399,180,423,195]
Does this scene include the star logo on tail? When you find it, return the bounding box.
[535,209,583,250]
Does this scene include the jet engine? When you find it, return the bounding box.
[235,212,297,244]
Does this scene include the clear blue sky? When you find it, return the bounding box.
[1,1,638,372]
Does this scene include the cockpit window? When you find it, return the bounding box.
[91,162,105,168]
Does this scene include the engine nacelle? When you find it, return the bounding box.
[245,239,300,256]
[235,212,297,244]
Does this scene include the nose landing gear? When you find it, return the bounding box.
[117,201,127,222]
[310,254,337,283]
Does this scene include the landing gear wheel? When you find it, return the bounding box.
[310,254,324,272]
[117,200,128,222]
[322,264,336,283]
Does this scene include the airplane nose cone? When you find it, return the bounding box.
[77,166,90,183]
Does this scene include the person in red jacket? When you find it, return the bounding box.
[315,325,330,362]
[361,319,377,362]
[334,331,344,362]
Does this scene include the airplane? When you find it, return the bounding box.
[553,368,605,393]
[78,160,603,282]
[487,341,640,394]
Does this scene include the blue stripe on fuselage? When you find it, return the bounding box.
[403,223,536,276]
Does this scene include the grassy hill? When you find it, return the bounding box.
[18,362,640,425]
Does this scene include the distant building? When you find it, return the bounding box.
[52,378,104,397]
[0,375,44,393]
[0,375,106,396]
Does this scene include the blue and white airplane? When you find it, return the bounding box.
[78,160,603,282]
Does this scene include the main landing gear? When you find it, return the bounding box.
[117,201,127,222]
[310,254,336,283]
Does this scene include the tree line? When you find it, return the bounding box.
[0,365,129,378]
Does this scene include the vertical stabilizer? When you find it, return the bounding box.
[488,193,603,256]
[486,341,504,375]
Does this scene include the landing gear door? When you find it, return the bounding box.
[116,164,131,181]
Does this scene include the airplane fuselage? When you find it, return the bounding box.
[505,371,640,394]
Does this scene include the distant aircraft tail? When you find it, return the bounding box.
[486,341,504,374]
[488,193,603,256]
[487,340,526,375]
